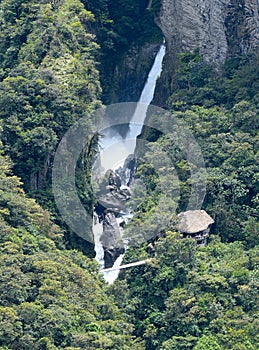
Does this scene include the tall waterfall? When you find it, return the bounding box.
[93,42,166,284]
[127,43,166,145]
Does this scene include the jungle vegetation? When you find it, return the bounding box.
[0,0,258,349]
[115,49,259,349]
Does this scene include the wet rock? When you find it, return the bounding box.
[97,188,129,214]
[97,169,131,214]
[100,211,125,268]
[116,154,136,186]
[103,42,162,104]
[95,169,132,267]
[108,170,121,189]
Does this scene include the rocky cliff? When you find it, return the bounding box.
[101,1,258,105]
[103,42,161,103]
[159,0,259,66]
[153,0,259,104]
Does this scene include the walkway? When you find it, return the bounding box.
[101,258,153,272]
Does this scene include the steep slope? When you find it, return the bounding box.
[95,0,163,103]
[112,233,259,350]
[0,0,102,192]
[159,0,259,66]
[0,143,145,349]
[113,49,259,350]
[0,0,105,254]
[154,0,259,104]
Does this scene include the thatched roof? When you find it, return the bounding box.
[177,210,214,234]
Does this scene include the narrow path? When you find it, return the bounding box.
[101,258,153,272]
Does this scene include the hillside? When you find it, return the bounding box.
[0,1,258,349]
[0,143,145,349]
[112,49,259,349]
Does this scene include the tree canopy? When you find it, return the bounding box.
[0,1,258,349]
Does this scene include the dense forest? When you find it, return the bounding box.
[0,0,258,349]
[114,49,259,350]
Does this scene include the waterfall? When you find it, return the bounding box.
[127,43,166,146]
[93,42,166,284]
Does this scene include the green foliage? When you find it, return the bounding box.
[193,334,222,350]
[104,0,161,51]
[0,2,258,350]
[161,105,258,244]
[86,0,162,103]
[0,0,101,192]
[110,51,258,348]
[124,55,259,346]
[114,234,259,349]
[169,52,259,110]
[175,49,215,90]
[0,0,103,252]
[161,336,197,350]
[137,62,258,243]
[0,146,144,349]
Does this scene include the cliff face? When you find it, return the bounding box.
[159,0,259,66]
[103,42,161,104]
[225,0,259,57]
[152,0,259,104]
[101,1,258,106]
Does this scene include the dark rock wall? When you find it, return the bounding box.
[103,42,162,104]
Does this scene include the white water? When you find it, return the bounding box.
[127,43,166,147]
[98,43,165,173]
[93,42,166,283]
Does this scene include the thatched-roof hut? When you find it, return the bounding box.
[177,210,214,245]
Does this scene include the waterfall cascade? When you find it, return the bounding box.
[93,42,166,284]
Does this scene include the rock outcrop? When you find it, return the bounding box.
[154,0,259,104]
[159,0,259,66]
[95,170,131,268]
[103,42,162,104]
[100,211,125,268]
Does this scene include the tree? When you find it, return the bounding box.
[193,334,222,350]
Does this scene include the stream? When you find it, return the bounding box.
[93,42,166,283]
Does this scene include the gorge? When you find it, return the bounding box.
[0,1,258,349]
[93,42,166,283]
[104,0,259,105]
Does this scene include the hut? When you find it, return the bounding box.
[177,210,214,245]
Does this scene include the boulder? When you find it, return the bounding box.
[97,190,129,214]
[100,211,125,268]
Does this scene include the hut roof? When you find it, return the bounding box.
[177,210,214,234]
